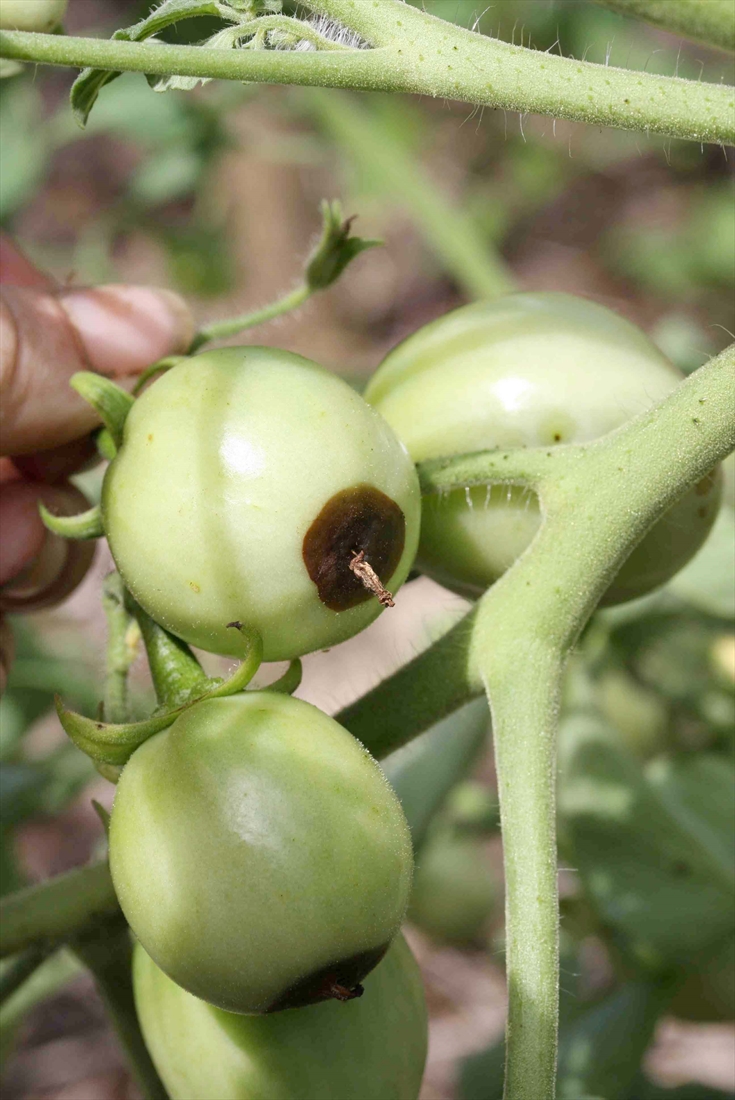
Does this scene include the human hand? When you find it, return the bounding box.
[0,235,194,690]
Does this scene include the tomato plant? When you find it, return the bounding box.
[0,5,733,1100]
[366,292,722,603]
[133,935,428,1100]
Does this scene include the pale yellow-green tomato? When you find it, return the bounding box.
[109,693,414,1014]
[102,348,420,662]
[0,0,67,31]
[365,293,721,604]
[134,935,428,1100]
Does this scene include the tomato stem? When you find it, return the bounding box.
[0,12,733,145]
[190,282,312,351]
[130,598,210,710]
[102,572,141,725]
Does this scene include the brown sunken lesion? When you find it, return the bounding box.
[265,943,389,1013]
[303,485,406,612]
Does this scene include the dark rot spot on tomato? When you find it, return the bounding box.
[303,486,405,611]
[265,944,389,1012]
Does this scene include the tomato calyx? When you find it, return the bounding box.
[56,590,272,769]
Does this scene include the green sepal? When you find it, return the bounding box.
[56,624,264,766]
[94,427,117,461]
[91,800,112,836]
[132,355,187,396]
[263,659,302,695]
[305,200,381,291]
[38,503,104,541]
[70,373,133,449]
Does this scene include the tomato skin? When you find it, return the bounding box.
[109,692,413,1015]
[0,0,67,30]
[134,934,427,1100]
[102,348,420,662]
[366,293,721,604]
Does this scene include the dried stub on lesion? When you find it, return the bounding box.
[303,485,405,611]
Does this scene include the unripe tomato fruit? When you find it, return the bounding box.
[0,0,67,31]
[366,293,721,604]
[134,935,428,1100]
[109,692,414,1014]
[102,348,420,662]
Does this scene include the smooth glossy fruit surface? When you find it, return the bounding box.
[134,935,428,1100]
[366,293,721,603]
[110,692,413,1014]
[0,0,67,30]
[102,348,420,661]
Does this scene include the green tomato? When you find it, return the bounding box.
[134,935,427,1100]
[102,348,420,662]
[365,293,721,604]
[109,692,413,1014]
[409,828,497,947]
[0,0,67,30]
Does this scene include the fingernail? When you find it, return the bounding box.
[58,285,195,376]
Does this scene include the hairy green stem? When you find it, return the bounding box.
[590,0,735,52]
[0,16,732,145]
[465,343,734,1099]
[71,921,168,1100]
[190,282,312,352]
[0,862,118,959]
[131,601,209,709]
[102,572,139,724]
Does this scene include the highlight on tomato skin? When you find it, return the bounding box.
[366,292,722,605]
[100,347,420,663]
[133,933,428,1100]
[109,692,414,1016]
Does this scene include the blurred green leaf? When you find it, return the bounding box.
[626,1078,734,1100]
[409,826,498,946]
[383,697,489,852]
[0,80,48,221]
[557,981,669,1100]
[559,708,734,971]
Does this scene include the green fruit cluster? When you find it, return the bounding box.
[65,295,714,1099]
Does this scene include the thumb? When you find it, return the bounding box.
[0,282,194,455]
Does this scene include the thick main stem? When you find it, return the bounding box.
[487,643,562,1100]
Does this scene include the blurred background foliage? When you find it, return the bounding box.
[0,1,733,1098]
